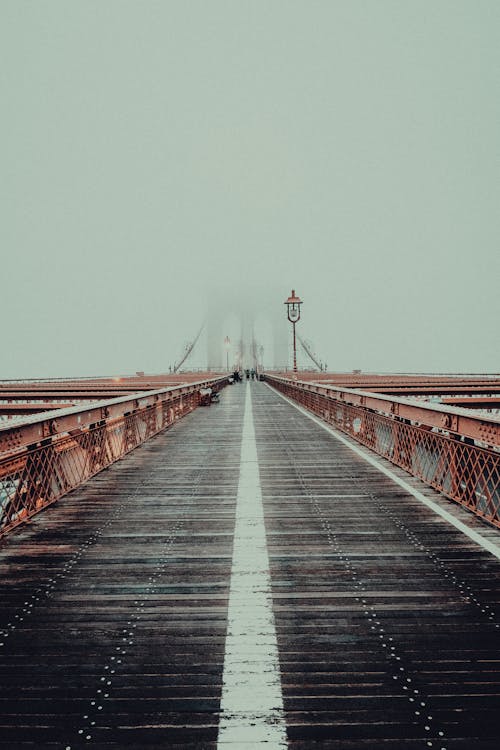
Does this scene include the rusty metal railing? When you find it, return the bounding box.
[265,374,500,529]
[0,376,228,539]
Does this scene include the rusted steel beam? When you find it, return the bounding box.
[0,403,75,415]
[264,374,500,529]
[295,371,500,383]
[0,391,137,400]
[269,371,500,395]
[325,385,500,396]
[441,396,500,408]
[0,376,229,539]
[0,375,226,401]
[0,385,172,394]
[0,372,223,390]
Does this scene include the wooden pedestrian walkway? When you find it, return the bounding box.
[1,382,499,749]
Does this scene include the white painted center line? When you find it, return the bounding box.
[217,383,287,748]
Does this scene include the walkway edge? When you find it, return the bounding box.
[266,383,500,561]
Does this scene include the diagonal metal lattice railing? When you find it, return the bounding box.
[265,374,500,529]
[0,376,228,539]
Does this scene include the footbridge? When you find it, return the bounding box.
[1,371,500,749]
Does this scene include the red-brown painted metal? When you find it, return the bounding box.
[441,396,500,408]
[4,373,499,401]
[0,372,224,402]
[0,389,172,406]
[0,371,219,388]
[265,374,500,528]
[0,403,75,415]
[0,376,228,539]
[270,371,500,395]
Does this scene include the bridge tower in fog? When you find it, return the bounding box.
[206,287,289,370]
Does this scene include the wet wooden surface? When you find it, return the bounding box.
[253,385,500,749]
[1,382,500,749]
[0,384,244,750]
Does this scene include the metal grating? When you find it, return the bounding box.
[266,376,500,529]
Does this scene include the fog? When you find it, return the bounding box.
[2,1,499,378]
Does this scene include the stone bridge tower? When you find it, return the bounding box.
[206,287,288,371]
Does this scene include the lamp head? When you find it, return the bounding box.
[284,289,302,323]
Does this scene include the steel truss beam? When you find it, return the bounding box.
[270,372,500,396]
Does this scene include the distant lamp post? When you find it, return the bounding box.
[284,289,302,373]
[224,336,230,371]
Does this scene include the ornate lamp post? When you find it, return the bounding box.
[224,336,230,371]
[284,289,302,373]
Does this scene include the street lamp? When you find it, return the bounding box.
[284,289,302,373]
[224,336,230,371]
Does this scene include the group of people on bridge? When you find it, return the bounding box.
[200,368,259,405]
[231,368,257,383]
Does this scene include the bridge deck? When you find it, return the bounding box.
[1,382,499,749]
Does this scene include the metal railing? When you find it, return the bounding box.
[265,374,500,529]
[0,376,228,539]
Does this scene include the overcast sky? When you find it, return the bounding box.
[2,1,499,377]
